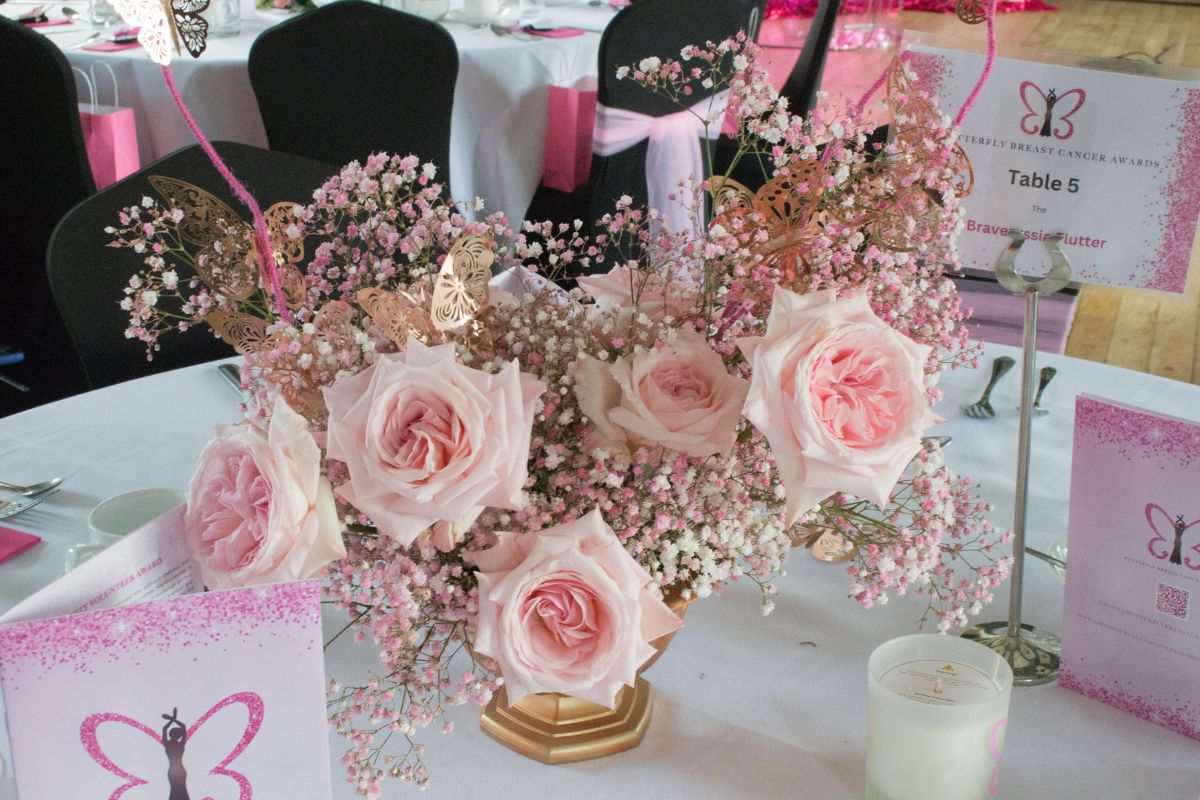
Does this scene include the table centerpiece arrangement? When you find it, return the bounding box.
[104,24,1010,795]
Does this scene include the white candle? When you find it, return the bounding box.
[462,0,499,17]
[866,635,1013,800]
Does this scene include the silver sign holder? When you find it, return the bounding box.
[960,227,1070,686]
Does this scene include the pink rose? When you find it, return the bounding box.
[185,395,345,590]
[323,339,545,546]
[574,330,748,457]
[576,265,698,322]
[470,509,682,707]
[738,288,936,523]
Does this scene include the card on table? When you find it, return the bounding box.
[0,512,333,799]
[1061,394,1200,740]
[907,38,1200,293]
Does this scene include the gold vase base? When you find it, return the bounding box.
[480,677,653,764]
[960,620,1061,686]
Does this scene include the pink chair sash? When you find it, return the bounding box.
[592,89,731,233]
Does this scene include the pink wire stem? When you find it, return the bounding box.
[952,0,1000,128]
[160,65,290,322]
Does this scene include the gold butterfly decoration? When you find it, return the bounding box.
[107,0,209,65]
[430,234,494,332]
[148,176,308,312]
[710,162,828,291]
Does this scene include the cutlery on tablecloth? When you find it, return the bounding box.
[60,31,101,47]
[0,488,59,520]
[963,355,1015,419]
[922,435,953,450]
[1031,366,1057,417]
[0,476,65,497]
[218,363,244,395]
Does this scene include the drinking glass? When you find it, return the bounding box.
[209,0,241,37]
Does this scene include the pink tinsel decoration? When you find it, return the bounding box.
[765,0,1055,18]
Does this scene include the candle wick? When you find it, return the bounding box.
[933,677,944,695]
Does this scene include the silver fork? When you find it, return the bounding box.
[0,488,59,519]
[1031,366,1057,417]
[963,356,1015,419]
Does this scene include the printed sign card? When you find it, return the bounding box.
[908,39,1200,293]
[1061,395,1200,740]
[0,512,332,799]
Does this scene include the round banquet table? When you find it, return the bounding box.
[9,0,609,225]
[1,342,1198,798]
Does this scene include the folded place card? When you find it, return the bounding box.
[1061,394,1200,740]
[0,511,333,799]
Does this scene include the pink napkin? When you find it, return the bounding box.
[84,39,143,51]
[0,525,41,564]
[24,18,73,27]
[516,25,586,37]
[609,0,631,7]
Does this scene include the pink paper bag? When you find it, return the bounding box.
[542,77,597,192]
[74,64,140,189]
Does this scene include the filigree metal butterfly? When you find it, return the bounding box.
[429,234,494,332]
[108,0,209,64]
[148,176,306,308]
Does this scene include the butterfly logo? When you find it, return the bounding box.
[1145,503,1200,570]
[1018,82,1085,141]
[79,691,263,799]
[108,0,210,65]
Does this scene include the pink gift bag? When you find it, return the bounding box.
[74,64,140,189]
[542,77,597,192]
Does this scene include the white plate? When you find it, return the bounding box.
[444,5,513,25]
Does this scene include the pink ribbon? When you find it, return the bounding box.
[593,89,731,234]
[987,716,1007,796]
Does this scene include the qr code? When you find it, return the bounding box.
[1156,583,1190,620]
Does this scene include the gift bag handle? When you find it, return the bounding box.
[71,65,96,114]
[90,61,120,107]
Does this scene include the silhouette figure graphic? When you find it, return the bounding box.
[161,708,191,800]
[1170,515,1187,566]
[1039,88,1059,137]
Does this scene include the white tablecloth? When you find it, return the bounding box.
[13,1,609,224]
[1,344,1198,798]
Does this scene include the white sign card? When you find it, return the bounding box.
[907,38,1200,293]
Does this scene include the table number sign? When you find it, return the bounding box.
[1061,394,1200,740]
[907,39,1200,293]
[0,517,333,798]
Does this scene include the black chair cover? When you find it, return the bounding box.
[588,0,757,227]
[248,0,458,177]
[0,17,95,416]
[779,0,841,117]
[47,142,334,390]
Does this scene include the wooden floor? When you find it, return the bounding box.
[903,0,1200,383]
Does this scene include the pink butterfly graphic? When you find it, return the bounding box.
[1145,503,1200,570]
[79,691,263,800]
[1018,82,1086,141]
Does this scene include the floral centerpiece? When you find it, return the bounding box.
[110,35,1011,795]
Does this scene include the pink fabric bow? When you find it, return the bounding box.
[592,89,731,234]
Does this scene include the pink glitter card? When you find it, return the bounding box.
[1061,394,1200,740]
[0,580,332,799]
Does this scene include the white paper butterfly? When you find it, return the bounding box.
[109,0,209,65]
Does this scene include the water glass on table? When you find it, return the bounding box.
[518,0,546,26]
[88,0,120,25]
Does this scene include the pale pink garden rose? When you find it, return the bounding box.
[574,330,748,458]
[323,338,545,547]
[470,509,682,708]
[738,288,936,524]
[576,265,699,322]
[185,395,345,590]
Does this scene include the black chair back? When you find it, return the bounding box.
[47,142,334,389]
[779,0,841,117]
[0,17,94,415]
[589,0,754,225]
[248,0,458,176]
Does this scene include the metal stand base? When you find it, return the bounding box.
[961,621,1061,685]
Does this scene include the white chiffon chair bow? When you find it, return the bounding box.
[592,88,732,234]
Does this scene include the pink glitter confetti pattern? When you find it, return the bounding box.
[1060,662,1200,741]
[1138,88,1200,292]
[79,692,264,800]
[1075,395,1200,470]
[0,581,321,691]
